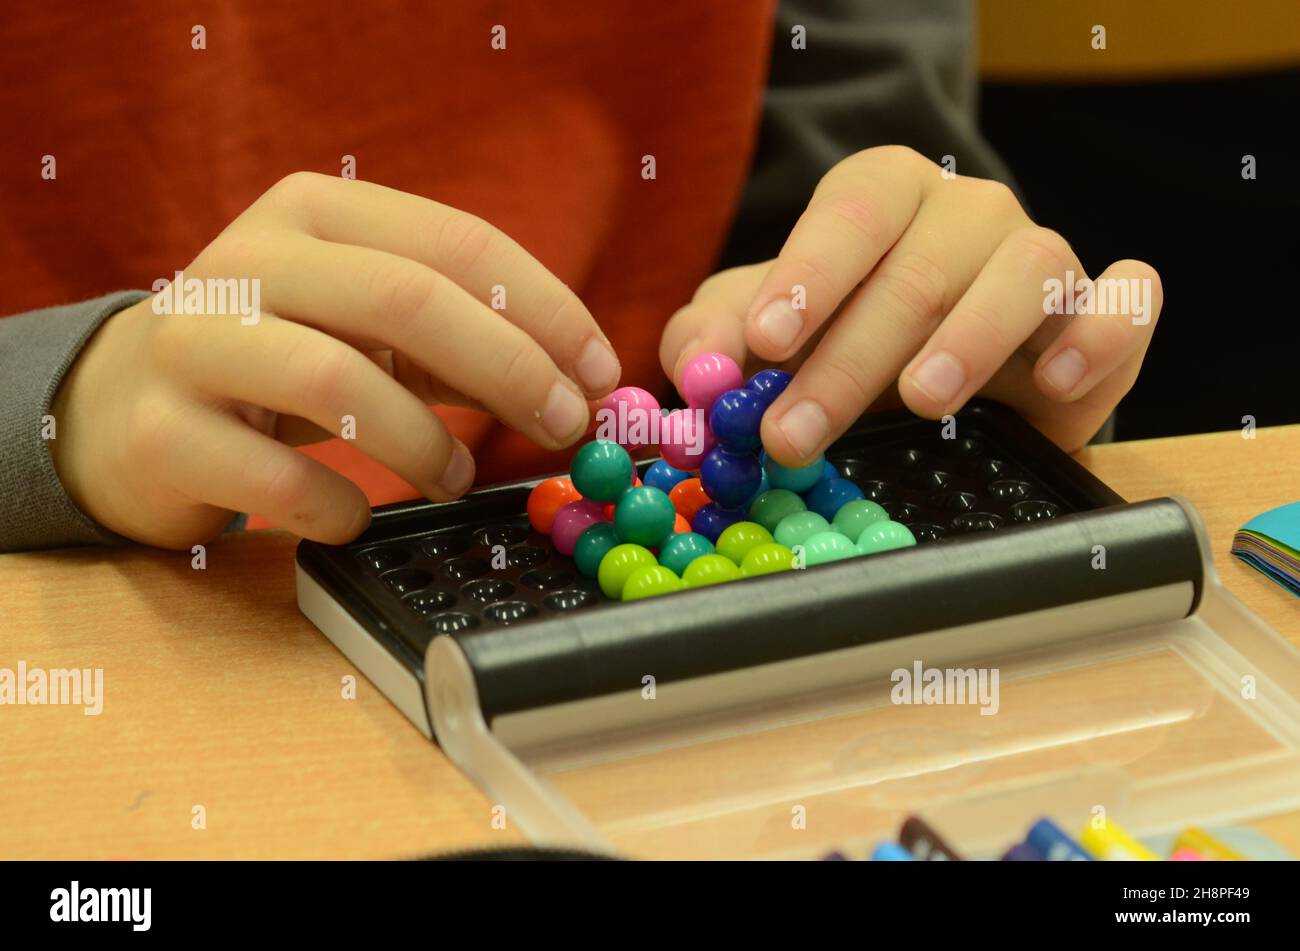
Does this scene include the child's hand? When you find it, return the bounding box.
[50,173,619,549]
[661,146,1162,461]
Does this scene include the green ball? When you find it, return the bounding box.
[739,542,796,577]
[748,489,807,534]
[622,565,685,601]
[715,521,775,566]
[832,499,889,540]
[571,439,634,503]
[613,486,676,546]
[800,531,860,566]
[856,520,917,555]
[773,511,831,549]
[573,522,621,578]
[597,543,657,598]
[681,553,742,588]
[658,532,715,577]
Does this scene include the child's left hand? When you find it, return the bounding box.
[660,146,1162,462]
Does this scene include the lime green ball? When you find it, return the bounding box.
[571,439,634,503]
[597,543,657,598]
[613,486,676,546]
[831,499,889,540]
[748,489,807,534]
[622,565,685,601]
[800,531,860,566]
[740,542,796,577]
[773,511,831,549]
[573,522,621,578]
[856,520,917,555]
[715,521,775,566]
[658,532,715,576]
[681,553,742,588]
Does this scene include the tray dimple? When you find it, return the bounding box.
[338,419,1080,638]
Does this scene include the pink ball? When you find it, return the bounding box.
[551,500,606,556]
[595,386,661,450]
[681,352,744,411]
[659,408,716,471]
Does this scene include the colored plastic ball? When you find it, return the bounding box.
[715,521,775,566]
[832,499,889,541]
[622,565,685,602]
[804,477,866,522]
[597,544,657,599]
[747,369,792,406]
[692,503,749,543]
[573,522,621,577]
[748,489,807,534]
[658,532,716,576]
[857,520,917,555]
[673,513,690,534]
[613,486,676,546]
[659,408,716,471]
[700,447,763,510]
[669,477,711,523]
[821,461,840,482]
[527,477,581,534]
[744,467,770,509]
[681,352,744,411]
[571,440,635,502]
[644,459,691,494]
[765,453,827,493]
[801,531,861,566]
[740,542,796,577]
[681,553,743,588]
[709,387,766,452]
[595,386,660,450]
[551,500,606,556]
[773,511,831,549]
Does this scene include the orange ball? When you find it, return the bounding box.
[673,513,690,534]
[527,477,582,534]
[669,478,711,523]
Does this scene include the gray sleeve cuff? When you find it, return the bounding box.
[0,291,150,552]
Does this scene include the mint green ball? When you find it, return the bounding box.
[856,520,917,555]
[799,531,860,566]
[773,511,831,549]
[748,489,807,534]
[832,499,889,540]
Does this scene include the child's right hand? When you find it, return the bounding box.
[49,173,620,549]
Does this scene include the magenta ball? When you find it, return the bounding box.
[681,352,744,411]
[659,408,717,471]
[596,386,661,450]
[551,500,606,555]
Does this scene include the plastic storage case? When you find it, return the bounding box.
[296,401,1300,859]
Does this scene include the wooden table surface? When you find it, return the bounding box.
[2,425,1298,859]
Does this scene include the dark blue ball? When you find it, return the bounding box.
[699,447,763,510]
[691,503,749,543]
[708,387,766,452]
[643,459,691,494]
[748,369,792,406]
[804,477,866,522]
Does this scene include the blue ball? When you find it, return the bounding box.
[804,477,866,522]
[744,467,770,509]
[643,459,691,494]
[691,503,749,543]
[765,453,826,493]
[748,369,792,406]
[708,388,766,452]
[821,460,840,482]
[700,447,763,510]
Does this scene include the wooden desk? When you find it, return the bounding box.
[3,426,1298,859]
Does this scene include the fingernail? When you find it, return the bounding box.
[754,299,802,352]
[540,381,588,443]
[439,444,475,496]
[910,351,966,407]
[575,338,621,394]
[1042,348,1087,395]
[775,399,830,460]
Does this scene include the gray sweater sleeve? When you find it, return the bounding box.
[721,0,1020,267]
[0,291,149,552]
